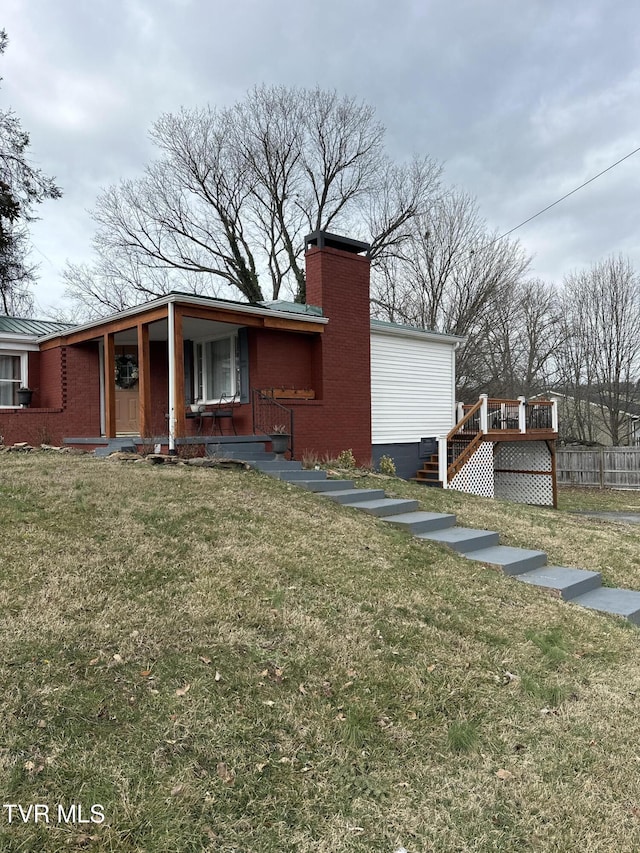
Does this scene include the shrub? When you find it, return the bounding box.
[335,448,356,468]
[378,454,396,476]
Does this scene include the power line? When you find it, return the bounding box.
[480,143,640,252]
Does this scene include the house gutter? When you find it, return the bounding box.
[370,323,465,347]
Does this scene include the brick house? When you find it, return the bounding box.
[0,231,462,477]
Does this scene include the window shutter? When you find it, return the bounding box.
[238,328,249,403]
[183,339,194,404]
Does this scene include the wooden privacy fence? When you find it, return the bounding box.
[557,447,640,488]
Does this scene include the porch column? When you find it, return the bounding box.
[137,323,151,438]
[104,333,116,438]
[167,302,186,453]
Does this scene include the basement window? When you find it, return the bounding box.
[194,335,240,402]
[0,353,27,407]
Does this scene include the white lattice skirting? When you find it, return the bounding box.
[494,441,553,506]
[450,440,554,506]
[449,442,495,498]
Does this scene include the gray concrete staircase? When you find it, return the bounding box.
[241,451,640,625]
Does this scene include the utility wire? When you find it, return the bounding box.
[478,143,640,253]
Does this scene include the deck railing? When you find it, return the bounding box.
[445,398,484,480]
[439,395,557,487]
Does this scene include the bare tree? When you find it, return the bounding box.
[557,255,640,445]
[1,30,61,314]
[478,278,561,399]
[371,189,532,398]
[66,86,441,315]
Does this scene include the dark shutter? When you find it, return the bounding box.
[238,328,249,403]
[183,339,194,404]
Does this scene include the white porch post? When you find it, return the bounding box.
[551,399,559,432]
[518,396,527,434]
[479,393,488,433]
[438,435,448,489]
[456,401,465,423]
[167,301,176,453]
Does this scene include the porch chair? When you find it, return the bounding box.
[212,395,237,435]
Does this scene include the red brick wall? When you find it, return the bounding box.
[301,245,372,464]
[64,344,102,437]
[1,343,101,446]
[250,329,315,391]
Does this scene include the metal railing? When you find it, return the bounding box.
[439,395,558,488]
[252,389,294,457]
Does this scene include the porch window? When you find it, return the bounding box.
[0,353,27,407]
[194,336,240,402]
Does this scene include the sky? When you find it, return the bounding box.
[2,0,640,316]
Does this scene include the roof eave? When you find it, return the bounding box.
[370,322,466,346]
[36,292,328,343]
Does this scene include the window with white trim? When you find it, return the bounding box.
[0,352,27,407]
[194,335,240,402]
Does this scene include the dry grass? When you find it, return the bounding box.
[356,475,640,592]
[2,454,640,851]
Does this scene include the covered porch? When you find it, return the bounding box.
[40,293,327,453]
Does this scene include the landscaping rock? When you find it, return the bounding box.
[7,443,34,452]
[106,451,143,462]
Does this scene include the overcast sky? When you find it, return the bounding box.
[3,0,640,316]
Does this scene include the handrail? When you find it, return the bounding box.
[252,389,295,457]
[448,431,483,479]
[447,398,482,441]
[441,396,557,487]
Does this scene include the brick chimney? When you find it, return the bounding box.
[304,231,372,464]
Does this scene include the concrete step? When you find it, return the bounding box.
[382,511,457,534]
[516,566,602,601]
[322,488,387,504]
[342,498,420,517]
[253,460,302,471]
[221,450,275,461]
[464,545,548,575]
[205,436,275,461]
[272,469,327,481]
[570,588,640,624]
[417,526,500,553]
[295,479,355,492]
[95,440,137,457]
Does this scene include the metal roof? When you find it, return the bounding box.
[0,316,76,336]
[370,317,465,343]
[260,299,323,316]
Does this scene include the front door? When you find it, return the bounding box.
[114,347,139,434]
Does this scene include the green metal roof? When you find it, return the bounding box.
[0,316,76,336]
[260,299,323,316]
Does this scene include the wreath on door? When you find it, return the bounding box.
[115,354,139,389]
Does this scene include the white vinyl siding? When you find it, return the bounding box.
[370,330,456,443]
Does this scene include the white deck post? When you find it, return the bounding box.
[479,394,488,433]
[456,401,465,423]
[518,396,527,434]
[437,435,448,489]
[551,399,559,432]
[167,301,176,454]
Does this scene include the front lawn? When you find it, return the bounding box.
[1,453,640,852]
